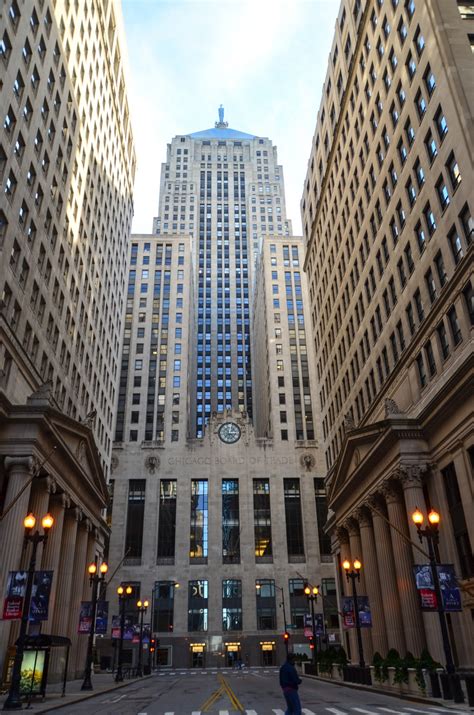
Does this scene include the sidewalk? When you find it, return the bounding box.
[0,672,152,713]
[302,673,473,711]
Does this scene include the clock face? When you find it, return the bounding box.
[218,422,241,444]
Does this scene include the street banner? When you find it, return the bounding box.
[78,602,93,634]
[143,623,151,643]
[342,596,372,628]
[2,596,24,620]
[111,615,121,639]
[29,571,53,621]
[413,564,462,612]
[6,571,28,598]
[303,613,325,633]
[132,624,140,643]
[95,601,109,634]
[304,627,313,638]
[111,614,134,639]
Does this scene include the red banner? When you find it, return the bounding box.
[3,596,23,620]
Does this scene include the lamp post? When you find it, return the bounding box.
[256,583,288,656]
[3,512,54,711]
[304,584,319,668]
[136,599,149,677]
[412,507,464,703]
[81,560,108,691]
[115,585,132,683]
[342,559,365,669]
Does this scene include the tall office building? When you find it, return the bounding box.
[152,109,292,436]
[107,116,336,669]
[302,0,473,666]
[0,0,135,681]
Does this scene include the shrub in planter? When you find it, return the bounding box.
[383,649,401,682]
[372,651,385,683]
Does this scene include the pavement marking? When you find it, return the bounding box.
[326,708,349,715]
[352,708,378,715]
[377,708,407,715]
[191,711,202,714]
[219,711,230,715]
[246,711,258,714]
[302,710,317,714]
[272,710,285,715]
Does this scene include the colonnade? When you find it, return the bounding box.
[0,455,104,682]
[334,464,446,665]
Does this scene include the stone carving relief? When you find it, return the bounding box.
[300,454,315,471]
[145,455,160,474]
[343,412,356,431]
[110,455,119,473]
[384,397,403,417]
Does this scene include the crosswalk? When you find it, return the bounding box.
[157,668,279,677]
[154,706,468,715]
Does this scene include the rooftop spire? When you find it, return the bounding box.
[215,104,228,129]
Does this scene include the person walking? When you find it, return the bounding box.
[279,652,302,715]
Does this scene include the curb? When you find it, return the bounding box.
[2,674,153,714]
[302,674,472,710]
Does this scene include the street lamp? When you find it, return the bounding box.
[115,585,133,683]
[342,559,365,671]
[136,599,149,677]
[81,560,108,691]
[411,507,464,703]
[3,513,54,711]
[304,584,319,669]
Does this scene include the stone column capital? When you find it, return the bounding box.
[354,506,372,528]
[398,463,429,489]
[83,517,93,533]
[366,492,386,514]
[4,455,39,475]
[380,480,402,504]
[68,506,83,522]
[53,491,71,510]
[335,525,349,545]
[343,517,360,537]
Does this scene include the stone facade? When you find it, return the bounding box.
[106,410,335,668]
[301,0,473,667]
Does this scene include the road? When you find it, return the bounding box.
[51,668,464,715]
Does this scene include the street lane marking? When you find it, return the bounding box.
[191,711,202,714]
[352,709,378,715]
[378,708,406,715]
[327,709,348,715]
[302,710,316,714]
[219,711,230,715]
[272,710,285,714]
[246,711,258,714]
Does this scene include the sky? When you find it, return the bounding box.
[121,0,340,235]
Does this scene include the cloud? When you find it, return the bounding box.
[121,0,340,234]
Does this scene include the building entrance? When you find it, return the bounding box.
[259,642,276,666]
[225,642,241,667]
[190,643,206,668]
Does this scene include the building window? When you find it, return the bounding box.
[188,580,208,631]
[447,306,462,345]
[124,479,146,561]
[314,478,331,557]
[284,479,305,559]
[190,480,208,560]
[157,480,177,562]
[256,579,276,630]
[416,353,427,387]
[222,580,242,631]
[222,480,240,563]
[254,479,272,559]
[437,321,450,359]
[289,579,307,629]
[153,581,176,632]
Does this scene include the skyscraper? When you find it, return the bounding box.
[107,113,335,669]
[301,0,473,667]
[0,0,135,680]
[152,108,292,436]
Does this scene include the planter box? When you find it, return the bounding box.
[331,664,343,681]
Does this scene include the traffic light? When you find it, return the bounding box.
[150,638,156,653]
[283,631,290,642]
[309,637,314,651]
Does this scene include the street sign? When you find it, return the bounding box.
[286,624,297,629]
[304,627,313,638]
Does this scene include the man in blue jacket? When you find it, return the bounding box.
[279,652,302,714]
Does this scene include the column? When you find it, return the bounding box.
[336,526,357,662]
[400,466,444,664]
[41,493,68,634]
[0,457,36,675]
[49,505,80,680]
[346,518,374,663]
[355,507,388,656]
[368,493,406,655]
[75,526,97,676]
[67,519,89,678]
[383,480,426,656]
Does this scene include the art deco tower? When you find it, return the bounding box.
[152,108,292,436]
